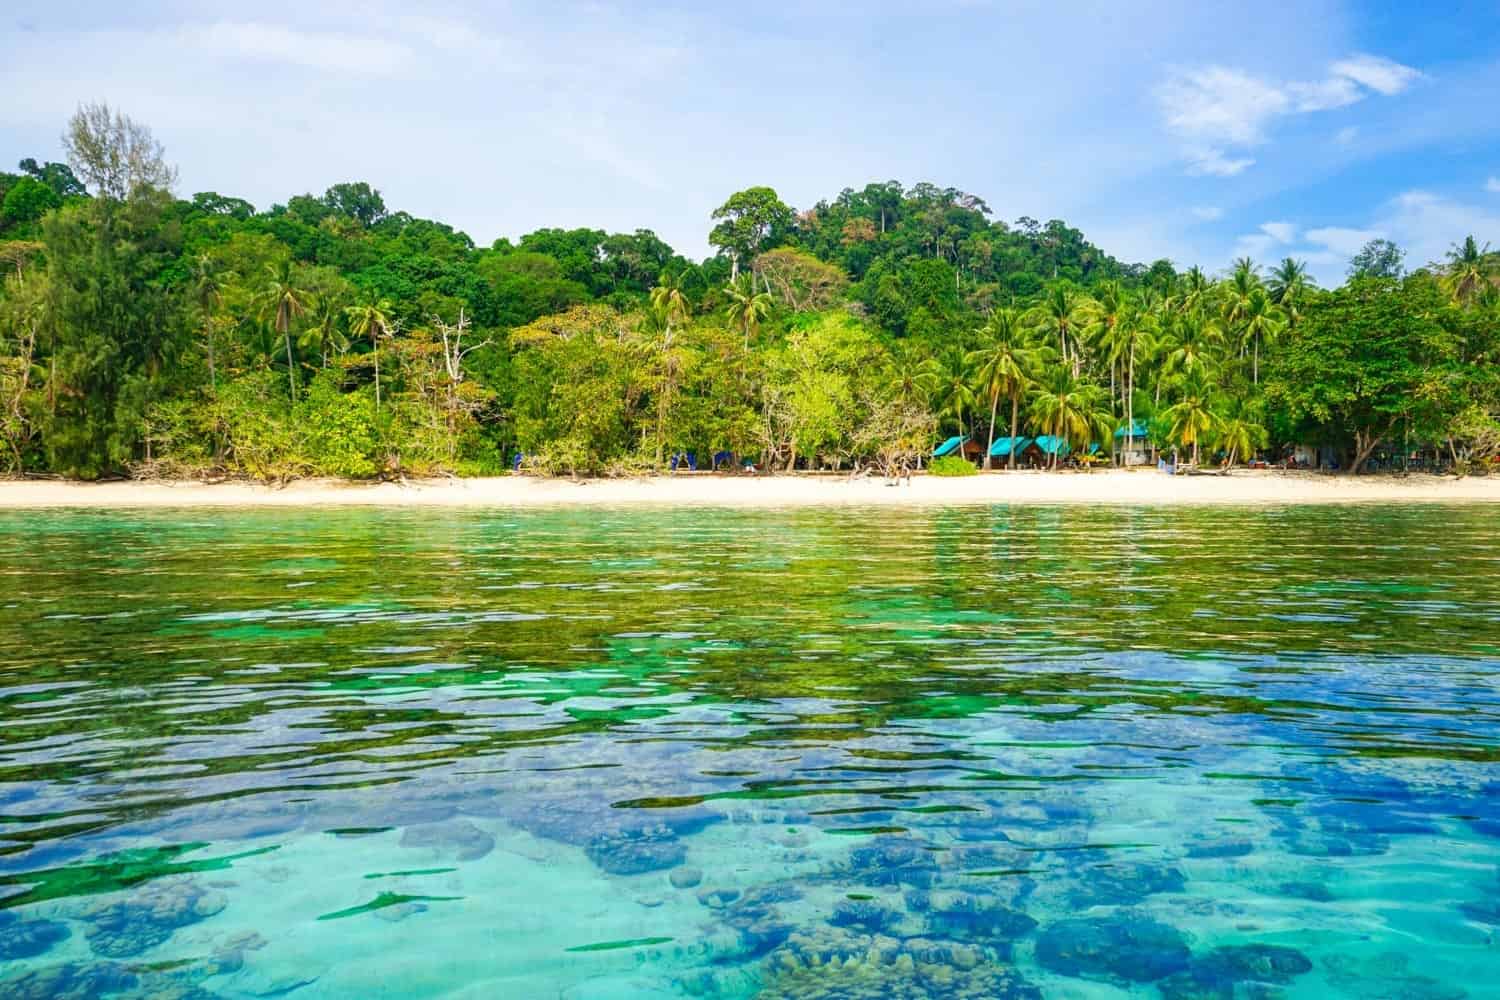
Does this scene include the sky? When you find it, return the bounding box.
[2,1,1498,285]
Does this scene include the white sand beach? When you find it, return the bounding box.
[1,469,1498,508]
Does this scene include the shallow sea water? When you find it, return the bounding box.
[1,505,1499,999]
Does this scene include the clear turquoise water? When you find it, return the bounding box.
[1,506,1498,999]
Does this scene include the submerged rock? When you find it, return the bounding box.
[0,961,138,1000]
[924,892,1036,945]
[1035,913,1190,982]
[761,925,1041,1000]
[1159,944,1313,1000]
[83,878,227,958]
[1186,839,1254,860]
[697,887,741,909]
[846,836,940,888]
[1323,951,1466,1000]
[1278,880,1334,902]
[584,825,686,875]
[0,909,71,960]
[398,819,495,862]
[1070,861,1186,906]
[828,899,901,933]
[669,867,703,889]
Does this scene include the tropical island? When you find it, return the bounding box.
[1,104,1497,496]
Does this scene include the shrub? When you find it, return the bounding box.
[929,455,978,477]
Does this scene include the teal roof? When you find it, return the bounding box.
[1034,435,1072,456]
[1114,421,1150,440]
[933,435,966,457]
[988,436,1032,458]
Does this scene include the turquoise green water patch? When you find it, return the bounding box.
[1,505,1499,998]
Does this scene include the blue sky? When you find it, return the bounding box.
[2,1,1498,284]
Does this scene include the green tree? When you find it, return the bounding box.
[709,187,793,280]
[967,307,1034,469]
[258,260,308,403]
[1442,236,1497,307]
[345,295,394,410]
[1162,375,1217,466]
[1266,277,1459,474]
[1028,368,1111,470]
[723,274,772,349]
[1348,238,1404,280]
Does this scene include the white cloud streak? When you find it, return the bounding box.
[1156,51,1420,177]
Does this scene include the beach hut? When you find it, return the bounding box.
[933,435,966,458]
[1114,421,1152,466]
[1016,435,1072,468]
[988,436,1032,465]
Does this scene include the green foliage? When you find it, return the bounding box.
[929,455,977,476]
[1,107,1496,483]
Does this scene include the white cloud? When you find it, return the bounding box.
[1335,126,1359,145]
[1191,206,1223,221]
[1329,54,1422,96]
[1288,76,1362,112]
[1156,52,1420,176]
[1185,146,1254,177]
[1486,176,1500,193]
[1157,66,1289,145]
[184,22,413,76]
[1304,225,1383,256]
[1260,221,1297,243]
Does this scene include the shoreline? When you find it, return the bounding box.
[1,469,1499,509]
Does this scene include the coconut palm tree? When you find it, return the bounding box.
[1239,286,1284,385]
[1159,310,1223,388]
[190,254,223,393]
[1163,374,1217,466]
[1443,236,1497,307]
[723,274,772,349]
[935,349,977,442]
[886,347,941,408]
[258,261,308,403]
[1082,279,1126,407]
[1173,266,1213,316]
[1028,367,1111,470]
[1113,301,1158,464]
[966,307,1035,469]
[345,295,394,410]
[1266,257,1312,328]
[1028,283,1089,374]
[1215,397,1268,468]
[649,272,692,465]
[302,292,350,371]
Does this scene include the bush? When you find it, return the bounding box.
[929,455,978,477]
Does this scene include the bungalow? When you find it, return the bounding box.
[933,436,985,463]
[988,436,1032,465]
[1114,421,1153,466]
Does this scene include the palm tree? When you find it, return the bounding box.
[650,272,691,348]
[190,254,223,393]
[1173,266,1212,316]
[1028,283,1089,374]
[1443,236,1497,307]
[1215,398,1268,468]
[302,293,350,371]
[935,350,977,442]
[258,261,308,403]
[1239,287,1284,385]
[1266,257,1312,328]
[345,295,394,410]
[886,347,941,407]
[1028,367,1111,470]
[1082,279,1126,408]
[1160,310,1223,387]
[967,307,1035,469]
[1113,302,1157,464]
[723,274,772,349]
[1220,257,1262,358]
[649,272,692,466]
[1163,375,1217,466]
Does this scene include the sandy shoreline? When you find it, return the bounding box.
[1,470,1499,509]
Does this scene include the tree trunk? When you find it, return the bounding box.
[984,388,999,470]
[1126,347,1135,467]
[284,329,297,403]
[1253,337,1259,385]
[373,332,382,410]
[1008,393,1019,470]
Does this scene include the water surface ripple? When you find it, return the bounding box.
[1,506,1498,999]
